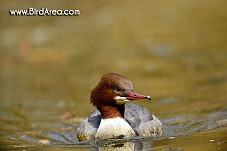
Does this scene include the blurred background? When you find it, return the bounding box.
[0,0,227,150]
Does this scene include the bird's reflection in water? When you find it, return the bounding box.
[93,139,153,151]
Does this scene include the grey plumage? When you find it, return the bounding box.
[77,103,162,141]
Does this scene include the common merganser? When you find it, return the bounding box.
[77,73,162,141]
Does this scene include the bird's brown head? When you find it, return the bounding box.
[90,73,151,108]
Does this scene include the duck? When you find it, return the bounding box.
[77,72,162,141]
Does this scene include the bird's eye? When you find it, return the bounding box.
[115,87,122,92]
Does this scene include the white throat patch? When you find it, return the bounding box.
[114,96,130,105]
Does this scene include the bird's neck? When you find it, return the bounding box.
[97,104,125,119]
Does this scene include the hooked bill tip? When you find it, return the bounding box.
[146,95,151,100]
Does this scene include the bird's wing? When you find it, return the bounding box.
[76,110,101,141]
[125,103,162,136]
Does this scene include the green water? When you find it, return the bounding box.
[0,0,227,150]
